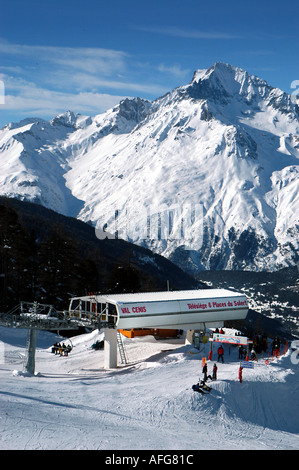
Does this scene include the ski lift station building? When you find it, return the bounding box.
[69,288,248,368]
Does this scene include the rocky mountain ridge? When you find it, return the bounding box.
[0,62,298,273]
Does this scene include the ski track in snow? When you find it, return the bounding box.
[0,327,298,450]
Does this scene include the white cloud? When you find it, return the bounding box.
[51,71,168,95]
[157,63,191,79]
[0,74,129,119]
[0,41,169,96]
[0,43,128,76]
[0,40,183,124]
[4,91,127,116]
[134,25,241,39]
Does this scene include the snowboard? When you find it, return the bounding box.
[200,383,212,392]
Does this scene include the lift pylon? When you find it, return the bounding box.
[24,329,38,375]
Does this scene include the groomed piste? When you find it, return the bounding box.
[0,326,298,450]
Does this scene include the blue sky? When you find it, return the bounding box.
[0,0,298,127]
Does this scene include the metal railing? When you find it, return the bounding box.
[0,301,97,331]
[0,300,119,332]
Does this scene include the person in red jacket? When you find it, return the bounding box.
[212,363,217,380]
[217,345,224,363]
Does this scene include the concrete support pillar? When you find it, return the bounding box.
[24,329,38,375]
[104,329,118,369]
[185,330,194,345]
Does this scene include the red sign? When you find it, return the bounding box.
[121,306,147,314]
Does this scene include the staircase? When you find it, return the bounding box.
[117,331,128,365]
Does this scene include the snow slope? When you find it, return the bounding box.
[0,326,298,450]
[0,63,298,272]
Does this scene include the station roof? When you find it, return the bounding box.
[71,289,248,329]
[91,288,244,304]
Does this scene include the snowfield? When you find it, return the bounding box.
[0,326,298,450]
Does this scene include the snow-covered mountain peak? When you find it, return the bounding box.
[186,62,297,118]
[191,68,208,83]
[116,97,152,124]
[195,62,249,88]
[50,110,91,129]
[90,97,152,137]
[185,62,250,104]
[0,63,298,272]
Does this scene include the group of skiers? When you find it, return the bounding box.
[252,334,268,354]
[51,342,72,356]
[238,335,282,361]
[200,344,224,382]
[202,362,218,381]
[192,362,217,394]
[196,328,280,391]
[214,327,225,334]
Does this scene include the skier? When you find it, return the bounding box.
[202,363,208,381]
[262,335,268,353]
[192,383,203,393]
[251,349,257,361]
[217,345,224,363]
[202,363,212,382]
[272,337,281,357]
[212,363,217,380]
[238,345,245,360]
[239,366,243,383]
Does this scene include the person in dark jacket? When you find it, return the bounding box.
[212,363,217,380]
[238,345,245,360]
[202,363,213,381]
